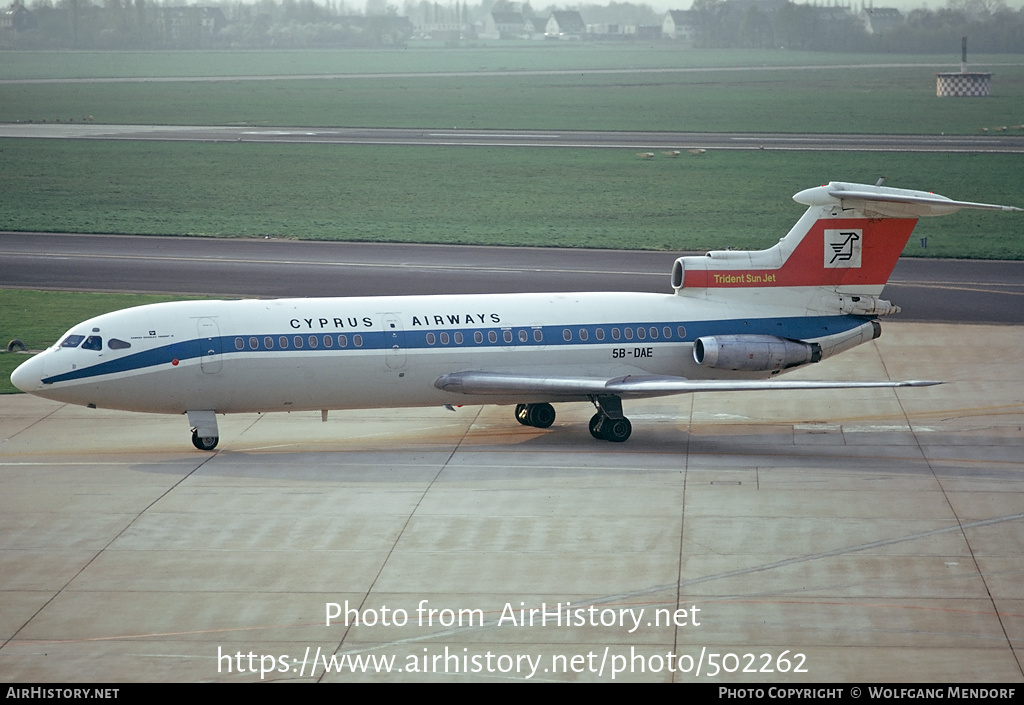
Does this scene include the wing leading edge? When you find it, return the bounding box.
[434,371,941,399]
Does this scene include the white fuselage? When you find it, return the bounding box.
[12,291,874,416]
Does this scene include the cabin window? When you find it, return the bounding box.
[562,329,572,342]
[353,334,363,347]
[249,337,259,350]
[488,331,498,344]
[60,335,85,348]
[637,327,645,340]
[663,326,672,339]
[611,328,620,341]
[595,328,605,341]
[518,329,528,343]
[308,336,318,348]
[426,333,436,345]
[474,331,483,344]
[503,330,513,344]
[264,337,274,349]
[323,335,333,348]
[107,338,131,350]
[82,336,103,351]
[279,336,289,349]
[337,335,347,348]
[624,328,633,341]
[579,329,588,341]
[440,332,450,345]
[234,337,244,350]
[677,326,686,338]
[454,332,464,344]
[650,327,658,340]
[533,329,543,342]
[294,336,303,349]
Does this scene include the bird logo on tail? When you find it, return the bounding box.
[825,229,862,268]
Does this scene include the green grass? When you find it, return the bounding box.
[0,47,1006,80]
[0,289,211,394]
[5,64,1024,133]
[1,139,1020,257]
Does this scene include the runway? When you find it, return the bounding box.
[1,322,1022,681]
[3,231,1024,324]
[3,124,1024,153]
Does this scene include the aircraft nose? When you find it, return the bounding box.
[10,353,45,393]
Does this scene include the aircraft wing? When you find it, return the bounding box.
[434,371,941,399]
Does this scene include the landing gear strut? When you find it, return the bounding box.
[515,402,556,428]
[589,395,632,443]
[187,409,219,451]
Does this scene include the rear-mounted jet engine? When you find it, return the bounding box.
[693,335,822,373]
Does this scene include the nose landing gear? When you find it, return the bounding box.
[187,409,219,451]
[191,429,219,451]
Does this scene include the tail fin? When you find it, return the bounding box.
[672,181,1020,302]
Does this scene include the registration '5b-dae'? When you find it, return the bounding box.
[11,181,1020,450]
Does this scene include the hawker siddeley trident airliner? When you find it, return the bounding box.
[11,181,1021,450]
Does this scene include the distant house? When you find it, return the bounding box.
[662,10,697,42]
[1,1,35,31]
[483,11,527,39]
[860,6,902,34]
[545,10,585,39]
[155,7,226,46]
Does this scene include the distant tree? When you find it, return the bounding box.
[946,0,1008,18]
[691,0,725,47]
[739,6,773,48]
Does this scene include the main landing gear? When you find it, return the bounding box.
[515,403,556,428]
[513,396,633,442]
[588,395,632,443]
[589,413,632,443]
[187,409,219,451]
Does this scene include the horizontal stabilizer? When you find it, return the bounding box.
[435,371,942,399]
[795,182,1023,217]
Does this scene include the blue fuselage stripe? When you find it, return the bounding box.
[41,315,871,385]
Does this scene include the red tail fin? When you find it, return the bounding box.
[671,181,1020,297]
[677,216,916,293]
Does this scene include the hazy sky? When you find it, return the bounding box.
[368,0,1024,14]
[612,0,1024,10]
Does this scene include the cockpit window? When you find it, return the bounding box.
[60,335,85,348]
[108,339,131,350]
[81,336,103,351]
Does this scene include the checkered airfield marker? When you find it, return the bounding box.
[935,72,992,97]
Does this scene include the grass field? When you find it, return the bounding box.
[1,47,1009,80]
[2,47,1022,246]
[4,61,1024,134]
[1,139,1020,256]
